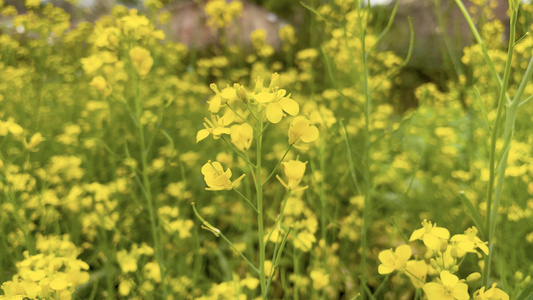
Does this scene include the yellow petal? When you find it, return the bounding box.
[255,91,274,103]
[405,260,427,289]
[440,270,458,287]
[196,129,210,142]
[432,227,450,239]
[280,97,299,116]
[208,96,222,113]
[301,125,319,143]
[423,282,447,300]
[451,282,470,300]
[378,264,394,275]
[395,245,412,266]
[266,103,283,124]
[50,277,68,290]
[378,249,395,265]
[423,234,440,249]
[409,228,424,241]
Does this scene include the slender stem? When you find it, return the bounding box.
[191,203,260,274]
[220,136,256,167]
[133,75,166,297]
[265,227,292,296]
[226,103,252,126]
[220,233,260,274]
[255,116,267,297]
[454,0,511,103]
[405,269,426,285]
[358,2,372,297]
[262,145,292,185]
[265,190,291,243]
[482,9,517,288]
[233,188,259,213]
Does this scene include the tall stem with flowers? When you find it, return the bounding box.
[194,73,319,298]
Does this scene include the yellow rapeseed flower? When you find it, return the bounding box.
[405,260,428,288]
[423,270,469,300]
[377,244,412,274]
[129,46,153,78]
[208,83,238,113]
[205,0,242,29]
[196,110,235,142]
[310,268,330,290]
[409,219,450,250]
[230,123,253,151]
[288,116,319,147]
[81,54,104,76]
[277,160,307,190]
[450,226,489,257]
[201,160,245,191]
[25,0,40,9]
[90,75,112,97]
[0,119,23,136]
[473,283,509,300]
[24,132,45,152]
[256,89,299,124]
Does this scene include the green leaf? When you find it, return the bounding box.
[516,280,533,300]
[459,191,485,238]
[473,86,492,133]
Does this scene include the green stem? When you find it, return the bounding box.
[221,136,256,167]
[133,75,166,297]
[256,117,267,297]
[358,3,372,297]
[265,190,291,243]
[454,0,511,103]
[482,9,517,288]
[233,188,259,213]
[265,228,292,296]
[262,145,292,185]
[191,203,260,274]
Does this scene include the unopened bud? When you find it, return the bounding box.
[210,83,220,94]
[234,83,248,103]
[269,73,280,90]
[254,76,264,94]
[430,259,438,270]
[515,271,524,281]
[523,275,531,286]
[452,265,459,273]
[440,241,448,253]
[466,272,481,282]
[450,246,458,258]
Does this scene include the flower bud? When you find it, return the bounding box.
[452,265,459,273]
[439,240,448,253]
[269,73,280,90]
[515,271,524,281]
[450,245,458,258]
[430,259,438,270]
[234,83,248,103]
[254,76,264,94]
[522,275,531,287]
[466,272,481,282]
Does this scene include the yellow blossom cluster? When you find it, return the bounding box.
[378,220,508,299]
[204,0,243,29]
[0,235,90,300]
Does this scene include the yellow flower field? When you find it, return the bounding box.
[1,0,532,299]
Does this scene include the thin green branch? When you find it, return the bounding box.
[220,136,256,167]
[191,202,260,274]
[262,145,292,185]
[233,188,259,214]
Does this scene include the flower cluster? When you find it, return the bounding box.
[204,0,243,29]
[0,235,90,300]
[378,220,508,300]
